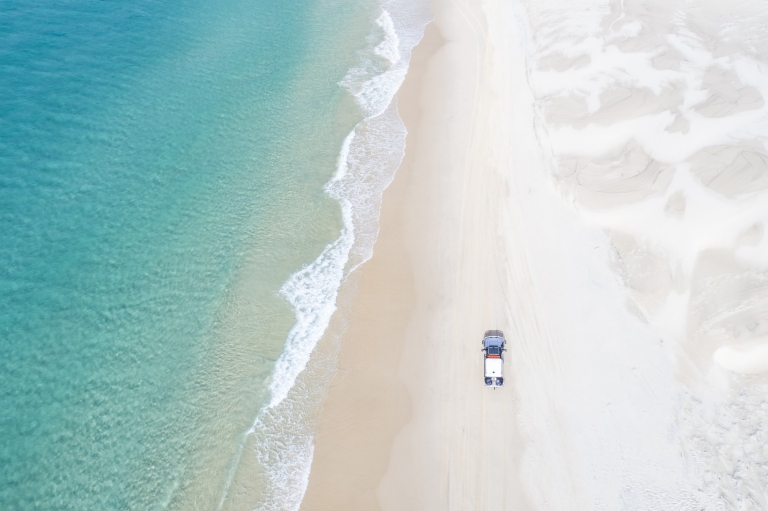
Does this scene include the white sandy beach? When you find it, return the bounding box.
[299,0,768,509]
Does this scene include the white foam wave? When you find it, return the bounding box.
[265,0,429,413]
[329,130,356,183]
[242,2,432,510]
[375,11,401,65]
[340,9,408,117]
[267,199,354,409]
[250,402,316,511]
[338,102,408,271]
[265,96,408,411]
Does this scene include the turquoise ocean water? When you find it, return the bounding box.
[0,0,428,509]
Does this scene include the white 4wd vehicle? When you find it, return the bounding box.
[482,330,506,387]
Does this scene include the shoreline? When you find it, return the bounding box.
[300,0,533,507]
[296,16,440,511]
[219,2,433,509]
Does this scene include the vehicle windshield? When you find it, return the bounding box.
[487,347,500,355]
